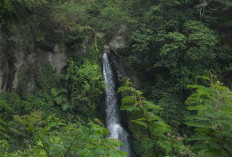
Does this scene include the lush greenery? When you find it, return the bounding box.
[0,111,126,157]
[120,0,232,134]
[185,75,232,157]
[0,0,232,156]
[118,78,182,157]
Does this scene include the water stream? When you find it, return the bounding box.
[102,52,130,156]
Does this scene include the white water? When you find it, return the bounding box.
[102,52,130,156]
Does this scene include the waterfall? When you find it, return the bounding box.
[102,52,131,156]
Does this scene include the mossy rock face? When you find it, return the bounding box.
[0,54,7,92]
[37,31,65,51]
[0,51,16,93]
[0,26,95,93]
[0,14,69,93]
[0,45,67,93]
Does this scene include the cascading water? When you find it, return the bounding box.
[102,52,131,157]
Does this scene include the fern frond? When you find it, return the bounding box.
[142,100,162,110]
[121,96,136,106]
[131,119,148,128]
[120,105,139,112]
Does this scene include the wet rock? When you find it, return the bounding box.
[110,52,140,86]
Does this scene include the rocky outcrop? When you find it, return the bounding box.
[0,23,133,93]
[0,47,16,93]
[0,44,67,93]
[0,26,98,93]
[12,52,24,89]
[0,53,9,93]
[48,44,67,75]
[110,52,140,86]
[107,24,140,86]
[109,25,128,54]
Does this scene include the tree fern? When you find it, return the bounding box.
[185,75,232,157]
[118,78,171,156]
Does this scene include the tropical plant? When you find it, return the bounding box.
[63,60,104,118]
[3,111,127,157]
[185,75,232,157]
[118,78,172,156]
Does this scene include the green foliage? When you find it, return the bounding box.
[117,0,231,137]
[87,35,104,62]
[0,92,29,120]
[118,78,172,156]
[63,60,104,118]
[8,110,47,149]
[1,111,127,156]
[65,29,85,52]
[36,62,58,92]
[154,19,218,77]
[185,75,232,157]
[0,118,7,140]
[156,92,189,134]
[0,0,14,23]
[51,88,69,111]
[1,0,232,156]
[0,139,9,157]
[16,0,48,9]
[53,0,123,38]
[0,0,50,24]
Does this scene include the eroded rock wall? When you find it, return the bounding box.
[0,46,67,93]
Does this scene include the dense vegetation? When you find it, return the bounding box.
[0,0,232,156]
